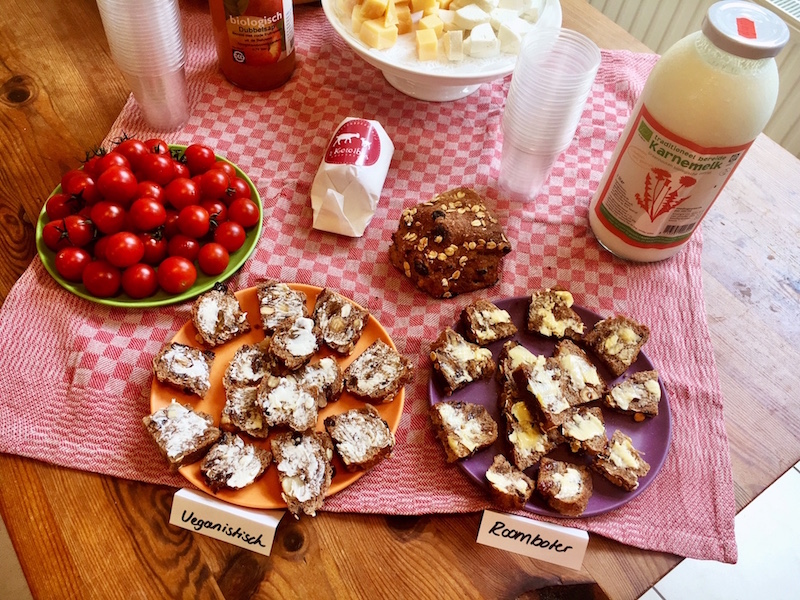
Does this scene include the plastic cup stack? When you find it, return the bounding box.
[96,0,189,130]
[498,28,601,202]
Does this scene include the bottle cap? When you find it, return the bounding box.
[703,0,790,59]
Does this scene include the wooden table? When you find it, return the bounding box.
[1,0,799,598]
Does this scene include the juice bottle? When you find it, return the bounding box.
[210,0,296,91]
[589,0,789,262]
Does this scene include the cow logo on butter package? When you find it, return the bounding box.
[325,119,381,166]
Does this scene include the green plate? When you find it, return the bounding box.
[35,145,262,308]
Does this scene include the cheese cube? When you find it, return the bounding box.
[415,28,439,61]
[418,13,444,37]
[423,2,440,16]
[465,22,500,57]
[498,0,530,10]
[489,7,520,31]
[396,3,413,33]
[498,17,532,53]
[453,4,490,29]
[439,0,453,8]
[361,0,389,19]
[360,18,399,49]
[351,4,368,33]
[442,29,464,61]
[384,0,399,27]
[337,0,359,17]
[411,0,438,13]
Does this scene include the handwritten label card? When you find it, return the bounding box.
[170,489,285,556]
[476,510,589,570]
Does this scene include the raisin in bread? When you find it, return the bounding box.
[553,339,606,406]
[603,370,661,420]
[388,187,512,299]
[583,315,650,377]
[430,327,495,396]
[324,405,395,472]
[256,280,309,334]
[271,431,334,518]
[560,406,607,455]
[526,288,585,340]
[153,342,215,398]
[143,400,221,470]
[536,457,593,517]
[429,400,498,462]
[343,339,414,403]
[485,454,535,510]
[591,430,650,491]
[460,298,518,345]
[313,288,369,355]
[191,283,250,347]
[269,316,321,371]
[200,432,272,492]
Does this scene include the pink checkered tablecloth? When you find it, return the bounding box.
[0,3,736,562]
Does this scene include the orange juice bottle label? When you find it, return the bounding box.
[593,103,753,249]
[223,0,294,66]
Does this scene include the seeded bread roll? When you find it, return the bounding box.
[271,431,334,518]
[256,280,309,334]
[526,288,586,340]
[191,283,251,347]
[313,288,369,355]
[430,327,496,396]
[553,339,606,406]
[153,342,215,398]
[430,400,498,462]
[583,315,650,377]
[536,457,593,517]
[220,384,270,438]
[485,454,535,510]
[560,406,607,455]
[343,339,414,403]
[460,298,518,345]
[591,430,650,491]
[222,342,274,390]
[257,374,320,432]
[603,370,661,419]
[294,357,344,408]
[200,433,272,492]
[269,316,321,371]
[324,405,395,472]
[143,400,221,471]
[503,400,562,471]
[388,187,512,299]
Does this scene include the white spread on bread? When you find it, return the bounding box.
[508,402,548,452]
[608,437,640,470]
[473,306,512,343]
[553,467,583,500]
[275,437,330,503]
[259,376,318,431]
[559,353,601,390]
[161,346,209,381]
[436,402,487,452]
[486,468,530,495]
[154,401,212,460]
[204,435,265,489]
[562,411,605,441]
[438,334,492,387]
[533,290,585,337]
[525,357,569,414]
[284,317,319,357]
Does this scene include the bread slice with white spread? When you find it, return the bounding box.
[324,404,394,471]
[553,339,606,406]
[143,400,220,470]
[313,288,369,355]
[603,370,661,419]
[191,283,250,347]
[271,431,334,518]
[536,457,593,516]
[429,400,498,462]
[256,280,309,334]
[526,288,585,341]
[257,374,320,432]
[220,384,270,438]
[430,327,495,396]
[222,342,274,390]
[583,315,650,377]
[460,298,517,345]
[200,432,271,492]
[485,454,535,510]
[343,339,414,403]
[591,430,650,491]
[560,406,608,455]
[294,357,343,408]
[152,342,215,398]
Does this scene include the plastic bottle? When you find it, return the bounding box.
[589,0,789,262]
[210,0,296,91]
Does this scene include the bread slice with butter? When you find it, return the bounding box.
[343,339,414,403]
[256,280,309,334]
[324,404,395,472]
[430,400,498,462]
[553,339,606,406]
[269,316,321,371]
[460,298,518,345]
[583,315,650,377]
[191,283,251,347]
[430,327,496,396]
[200,432,272,492]
[603,370,661,419]
[503,399,562,470]
[143,400,221,471]
[257,374,320,432]
[271,431,334,518]
[152,341,215,398]
[485,454,535,510]
[560,406,608,456]
[536,457,593,517]
[313,288,369,356]
[512,355,574,431]
[526,288,586,341]
[591,430,650,491]
[294,357,344,408]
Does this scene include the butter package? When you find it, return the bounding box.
[310,117,394,237]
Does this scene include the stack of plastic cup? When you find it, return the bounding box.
[498,28,601,202]
[96,0,189,130]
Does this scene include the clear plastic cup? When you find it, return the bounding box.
[123,67,189,130]
[498,140,566,201]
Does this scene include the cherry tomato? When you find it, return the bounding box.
[115,138,150,170]
[54,247,92,282]
[62,171,100,205]
[121,263,158,299]
[165,177,200,211]
[198,243,230,276]
[228,198,260,229]
[200,168,229,199]
[82,260,122,298]
[164,210,181,238]
[200,199,227,224]
[129,197,167,231]
[167,234,200,261]
[213,221,246,253]
[90,201,127,235]
[105,231,145,268]
[82,155,104,179]
[93,235,110,260]
[183,144,216,175]
[97,165,138,205]
[139,232,168,265]
[136,180,164,203]
[227,176,252,201]
[60,169,85,192]
[96,151,130,174]
[178,205,210,238]
[138,153,175,186]
[46,192,82,220]
[212,160,237,180]
[173,160,190,179]
[157,256,197,295]
[145,138,170,155]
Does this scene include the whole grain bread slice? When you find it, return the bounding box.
[271,431,334,518]
[200,432,272,492]
[153,342,215,398]
[324,404,395,472]
[143,400,221,471]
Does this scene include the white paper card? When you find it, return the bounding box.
[476,510,589,570]
[169,489,284,556]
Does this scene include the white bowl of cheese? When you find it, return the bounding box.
[321,0,562,101]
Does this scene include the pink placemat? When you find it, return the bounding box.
[0,3,736,562]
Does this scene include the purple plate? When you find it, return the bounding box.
[428,296,672,518]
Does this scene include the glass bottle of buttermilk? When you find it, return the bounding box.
[210,0,296,91]
[589,0,789,262]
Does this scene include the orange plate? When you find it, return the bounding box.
[150,284,405,509]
